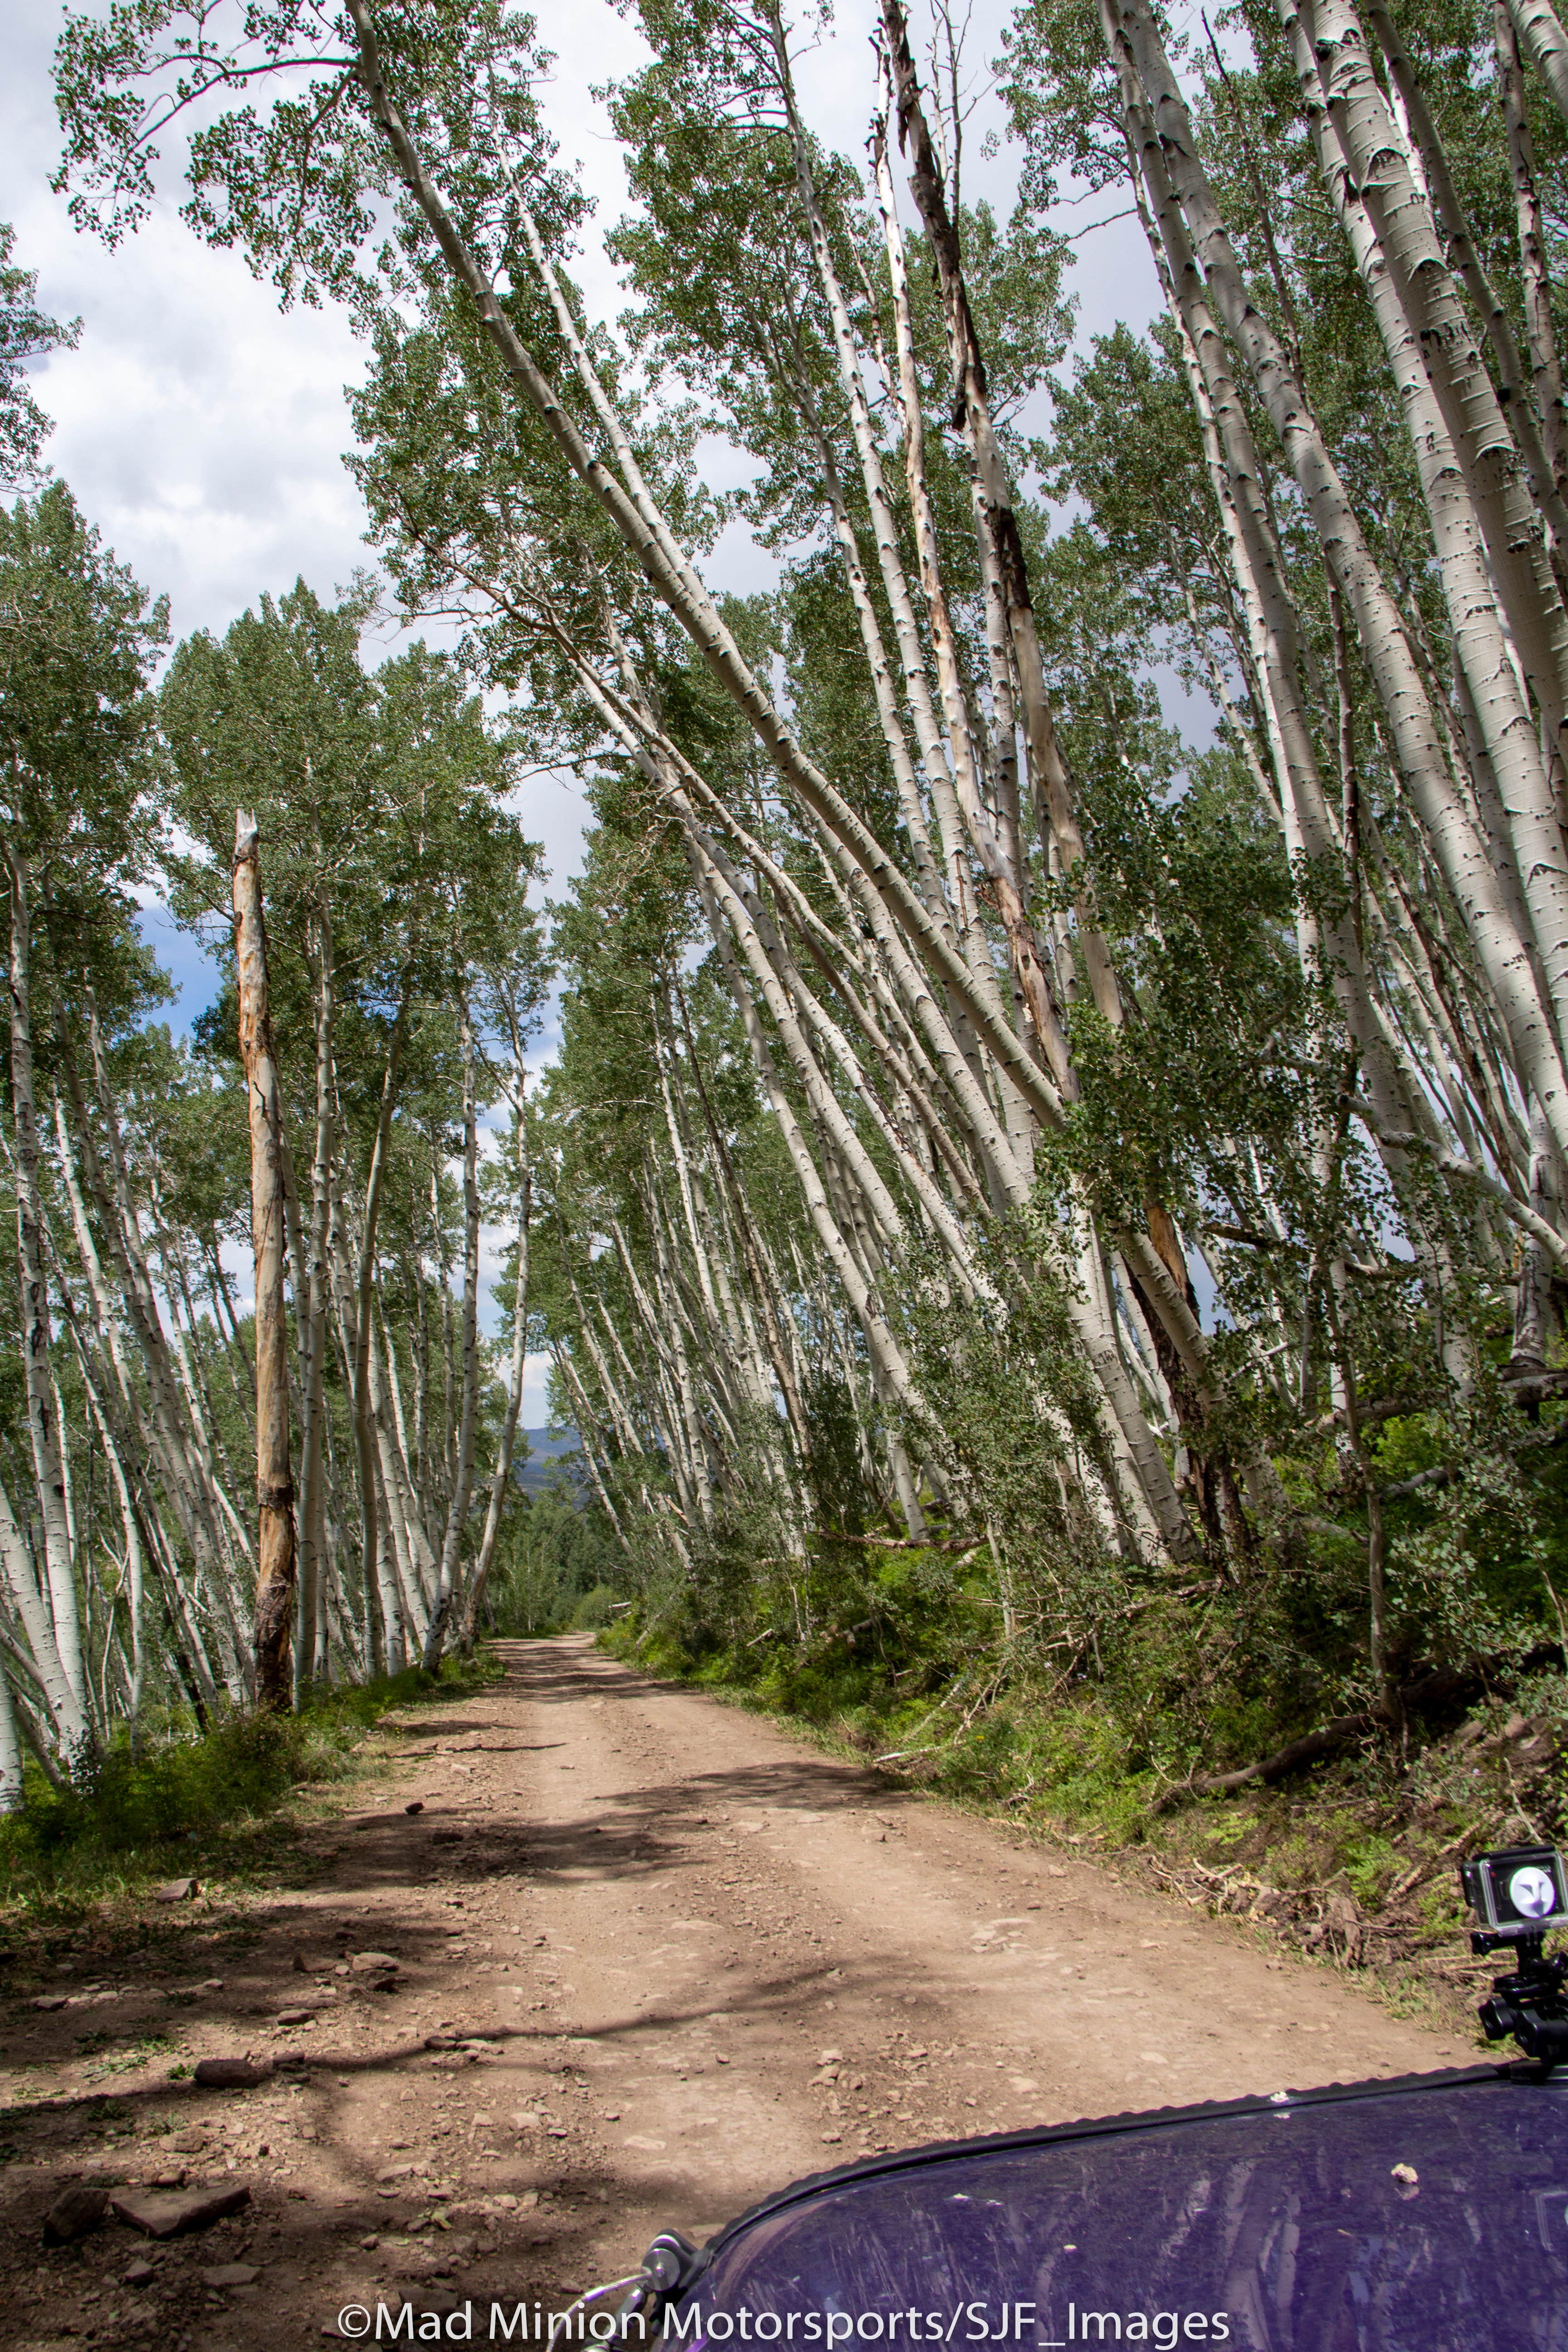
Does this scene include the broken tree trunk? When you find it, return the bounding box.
[233,811,296,1710]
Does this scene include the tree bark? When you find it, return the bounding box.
[459,1096,531,1652]
[1367,0,1568,555]
[1497,0,1568,504]
[1509,0,1568,141]
[1291,0,1568,1047]
[60,992,248,1647]
[1107,0,1568,1169]
[0,1468,88,1762]
[422,1000,482,1668]
[295,901,335,1698]
[4,839,90,1762]
[349,978,410,1677]
[233,810,296,1711]
[0,1661,21,1812]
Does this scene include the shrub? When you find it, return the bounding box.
[0,1654,496,1906]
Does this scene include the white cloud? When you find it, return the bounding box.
[519,1352,557,1426]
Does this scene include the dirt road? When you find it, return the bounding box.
[0,1636,1479,2348]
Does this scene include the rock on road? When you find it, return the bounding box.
[0,1636,1476,2348]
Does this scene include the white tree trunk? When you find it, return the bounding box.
[459,1100,531,1649]
[5,841,89,1758]
[295,901,336,1695]
[422,1002,482,1667]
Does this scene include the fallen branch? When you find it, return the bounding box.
[1200,1223,1407,1278]
[1386,1829,1475,1906]
[1380,1465,1453,1502]
[1310,1395,1430,1435]
[1152,1666,1465,1810]
[1381,1413,1568,1501]
[1156,1708,1380,1803]
[1118,1577,1226,1615]
[811,1529,981,1553]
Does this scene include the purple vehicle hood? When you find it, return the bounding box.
[661,2066,1568,2352]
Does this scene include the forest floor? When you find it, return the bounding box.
[0,1635,1482,2352]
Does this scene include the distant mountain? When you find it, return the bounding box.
[514,1427,580,1494]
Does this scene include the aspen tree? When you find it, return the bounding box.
[233,811,297,1710]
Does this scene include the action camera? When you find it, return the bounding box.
[1460,1846,1568,1940]
[1460,1844,1568,2066]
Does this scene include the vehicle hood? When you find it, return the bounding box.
[663,2067,1568,2352]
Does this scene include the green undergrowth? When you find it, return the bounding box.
[0,1650,501,1933]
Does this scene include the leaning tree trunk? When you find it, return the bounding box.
[343,0,1064,1152]
[1509,0,1568,141]
[1106,0,1568,1172]
[233,811,297,1711]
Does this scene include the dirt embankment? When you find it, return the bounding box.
[0,1636,1480,2350]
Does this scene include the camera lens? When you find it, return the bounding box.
[1509,1865,1559,1919]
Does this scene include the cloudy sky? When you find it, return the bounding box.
[3,0,1162,1411]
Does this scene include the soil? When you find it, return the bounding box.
[0,1636,1480,2349]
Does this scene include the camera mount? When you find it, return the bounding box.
[1471,1930,1568,2064]
[1461,1846,1568,2068]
